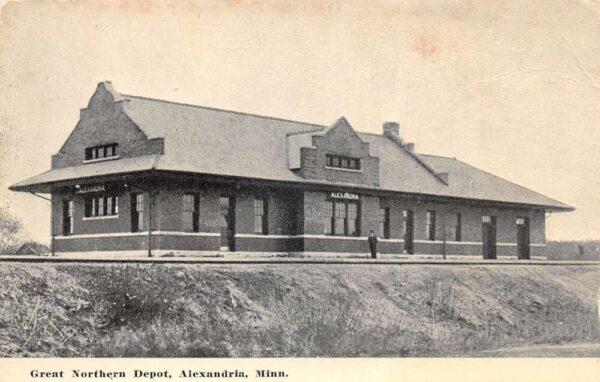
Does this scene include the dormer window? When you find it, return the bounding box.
[85,143,119,162]
[326,154,360,170]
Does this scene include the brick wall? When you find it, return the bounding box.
[52,181,546,256]
[298,119,380,187]
[52,188,133,236]
[302,191,328,235]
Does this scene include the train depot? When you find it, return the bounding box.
[10,82,573,259]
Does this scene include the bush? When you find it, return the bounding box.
[0,208,23,255]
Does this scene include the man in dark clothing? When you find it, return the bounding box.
[368,230,378,259]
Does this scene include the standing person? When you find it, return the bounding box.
[368,230,378,259]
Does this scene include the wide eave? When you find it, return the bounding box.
[10,163,575,213]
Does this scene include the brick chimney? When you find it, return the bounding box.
[383,122,400,137]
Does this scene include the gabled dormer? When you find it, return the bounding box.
[287,117,380,187]
[51,82,164,169]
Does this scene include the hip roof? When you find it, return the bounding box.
[10,83,573,212]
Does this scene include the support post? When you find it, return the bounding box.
[30,192,54,256]
[442,211,447,260]
[50,197,55,256]
[148,191,152,258]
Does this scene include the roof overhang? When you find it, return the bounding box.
[9,171,158,194]
[143,170,577,213]
[8,154,160,194]
[9,166,574,213]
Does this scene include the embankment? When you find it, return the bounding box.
[0,262,598,357]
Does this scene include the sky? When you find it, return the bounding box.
[0,0,599,243]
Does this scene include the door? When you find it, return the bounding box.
[517,217,530,260]
[403,209,414,254]
[482,215,497,259]
[62,200,73,236]
[219,196,235,251]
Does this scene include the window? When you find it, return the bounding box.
[325,154,361,170]
[326,200,360,236]
[347,203,358,236]
[324,201,334,235]
[183,194,199,232]
[516,217,526,225]
[334,203,346,235]
[482,215,492,224]
[378,207,390,239]
[453,213,462,242]
[63,200,74,235]
[84,195,119,217]
[98,197,104,216]
[426,211,436,241]
[106,197,113,216]
[254,197,268,235]
[131,193,144,232]
[85,143,119,161]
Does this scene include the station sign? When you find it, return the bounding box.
[75,184,106,194]
[329,192,359,200]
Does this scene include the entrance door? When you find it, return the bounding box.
[517,217,530,260]
[219,196,235,251]
[482,215,497,259]
[403,210,414,254]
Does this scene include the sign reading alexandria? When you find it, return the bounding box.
[330,192,360,200]
[75,185,106,194]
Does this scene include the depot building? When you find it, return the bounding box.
[10,82,573,258]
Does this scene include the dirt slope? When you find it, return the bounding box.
[0,263,598,357]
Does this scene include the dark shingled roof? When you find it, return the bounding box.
[10,83,573,211]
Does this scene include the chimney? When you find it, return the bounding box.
[383,122,400,137]
[404,142,415,153]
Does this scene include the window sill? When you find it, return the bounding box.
[324,166,362,173]
[83,215,119,221]
[83,156,120,164]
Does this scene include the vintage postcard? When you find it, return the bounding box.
[0,0,598,381]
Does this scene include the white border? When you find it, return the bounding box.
[154,231,220,237]
[82,155,120,164]
[82,215,119,221]
[413,239,481,245]
[301,234,364,240]
[57,232,147,239]
[56,231,221,239]
[379,238,405,243]
[54,232,546,248]
[235,233,299,239]
[324,166,362,173]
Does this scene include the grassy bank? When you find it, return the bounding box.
[0,263,598,357]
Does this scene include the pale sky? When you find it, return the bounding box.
[1,0,599,243]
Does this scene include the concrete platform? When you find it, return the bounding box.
[1,253,598,266]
